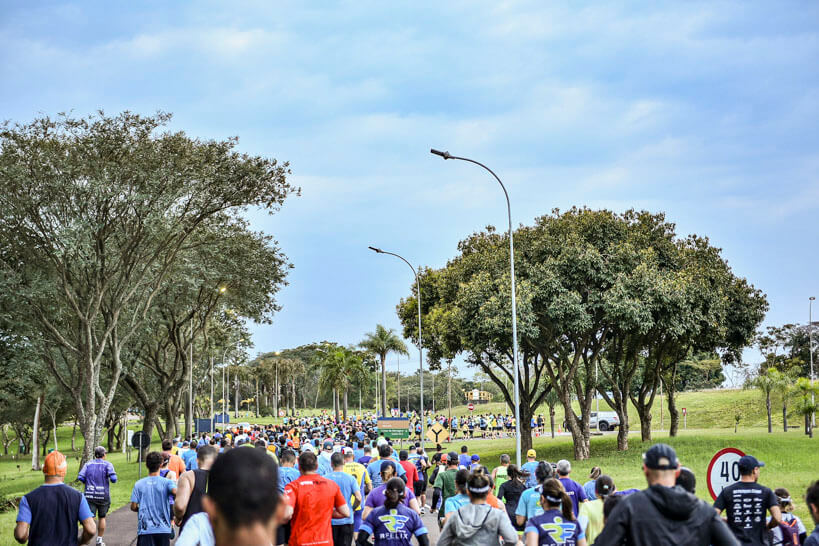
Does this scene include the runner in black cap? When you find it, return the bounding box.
[714,454,782,546]
[596,443,738,545]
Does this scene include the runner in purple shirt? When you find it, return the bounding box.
[556,459,588,517]
[356,478,429,546]
[77,446,117,544]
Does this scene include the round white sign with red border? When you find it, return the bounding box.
[468,403,474,411]
[706,447,746,500]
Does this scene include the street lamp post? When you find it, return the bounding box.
[811,296,816,428]
[368,247,425,430]
[430,148,522,467]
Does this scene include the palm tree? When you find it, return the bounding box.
[318,347,366,421]
[794,377,818,438]
[746,368,777,433]
[360,325,409,416]
[768,368,795,431]
[545,389,560,439]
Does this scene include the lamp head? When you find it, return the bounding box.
[811,296,816,301]
[430,148,451,160]
[368,246,383,254]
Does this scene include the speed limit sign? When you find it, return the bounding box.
[706,447,745,500]
[468,403,474,412]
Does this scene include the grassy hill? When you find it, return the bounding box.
[443,387,803,431]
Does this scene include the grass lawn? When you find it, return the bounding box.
[430,428,818,524]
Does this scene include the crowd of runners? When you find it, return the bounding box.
[11,413,819,546]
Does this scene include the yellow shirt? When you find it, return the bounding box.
[343,462,370,511]
[579,498,605,544]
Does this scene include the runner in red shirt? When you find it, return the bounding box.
[399,450,420,492]
[284,451,350,546]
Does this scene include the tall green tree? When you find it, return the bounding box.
[746,368,778,433]
[0,111,296,464]
[360,325,408,417]
[316,346,366,421]
[793,377,818,438]
[398,208,764,459]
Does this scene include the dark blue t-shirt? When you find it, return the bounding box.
[558,477,588,517]
[360,504,427,546]
[525,508,585,545]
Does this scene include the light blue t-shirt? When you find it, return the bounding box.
[326,470,358,526]
[366,459,407,488]
[278,466,300,493]
[175,512,214,546]
[130,476,176,535]
[522,462,539,488]
[516,486,544,520]
[318,455,332,476]
[443,493,470,515]
[181,449,197,470]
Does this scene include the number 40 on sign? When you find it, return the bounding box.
[706,447,745,500]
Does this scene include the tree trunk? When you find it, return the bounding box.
[766,395,772,433]
[41,428,50,457]
[560,393,590,460]
[549,406,555,439]
[518,401,534,456]
[31,394,43,470]
[71,420,77,451]
[666,370,680,437]
[50,411,58,452]
[637,407,652,441]
[234,376,239,418]
[343,389,349,421]
[783,402,788,432]
[1,425,11,455]
[291,381,296,416]
[107,424,115,453]
[617,412,629,451]
[380,354,388,417]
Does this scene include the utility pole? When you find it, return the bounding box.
[187,321,193,439]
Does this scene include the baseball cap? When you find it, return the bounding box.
[527,449,537,458]
[94,446,107,458]
[43,451,67,477]
[738,455,765,473]
[380,460,397,475]
[342,447,353,455]
[642,443,679,470]
[447,451,459,463]
[471,454,480,462]
[440,453,448,463]
[323,440,333,451]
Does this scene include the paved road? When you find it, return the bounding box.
[93,503,443,545]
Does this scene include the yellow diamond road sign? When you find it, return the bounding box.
[426,423,448,443]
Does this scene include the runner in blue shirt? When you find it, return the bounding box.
[357,478,429,546]
[516,462,555,527]
[277,449,300,492]
[327,452,362,546]
[130,451,178,546]
[367,444,407,487]
[525,479,587,546]
[522,449,540,488]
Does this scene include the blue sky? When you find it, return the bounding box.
[2,1,817,380]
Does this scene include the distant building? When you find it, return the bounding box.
[463,389,493,404]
